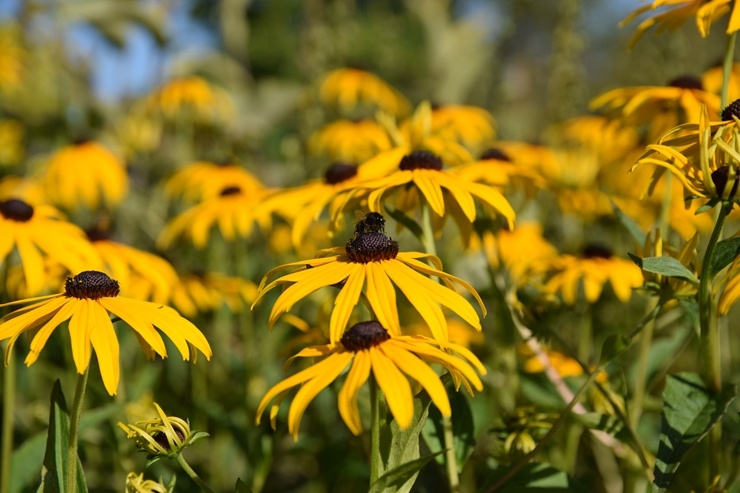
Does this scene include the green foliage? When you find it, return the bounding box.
[707,237,740,278]
[628,254,700,284]
[485,463,589,492]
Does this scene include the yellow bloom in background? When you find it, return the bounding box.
[0,176,47,206]
[256,320,485,439]
[638,229,699,302]
[0,119,24,166]
[702,61,740,102]
[549,115,640,164]
[157,185,272,249]
[0,27,25,93]
[425,105,496,156]
[148,75,236,123]
[164,160,266,204]
[125,472,171,493]
[543,246,644,304]
[621,0,740,47]
[318,68,411,117]
[482,223,558,286]
[42,140,128,211]
[719,252,740,314]
[0,270,211,395]
[170,272,258,317]
[406,318,485,349]
[115,104,163,158]
[448,148,544,195]
[590,77,720,142]
[86,228,179,304]
[308,119,392,164]
[253,220,486,344]
[0,198,101,295]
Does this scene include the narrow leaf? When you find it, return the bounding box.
[652,373,736,492]
[41,380,70,493]
[628,254,699,284]
[423,388,476,468]
[485,463,589,492]
[234,478,252,493]
[599,334,630,364]
[611,201,646,245]
[368,453,442,493]
[707,237,740,278]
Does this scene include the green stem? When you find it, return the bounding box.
[721,32,737,109]
[370,377,381,486]
[65,368,89,493]
[420,202,436,256]
[176,453,216,493]
[0,356,15,493]
[629,303,658,430]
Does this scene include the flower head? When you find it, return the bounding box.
[147,76,235,123]
[125,473,172,493]
[318,68,411,117]
[308,119,392,164]
[256,320,485,439]
[118,402,208,458]
[0,270,211,395]
[164,161,266,204]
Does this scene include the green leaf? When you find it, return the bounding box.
[599,334,631,364]
[234,478,252,493]
[369,453,443,493]
[423,388,476,469]
[572,412,623,436]
[611,201,646,245]
[384,206,423,241]
[707,237,740,278]
[652,373,736,493]
[485,463,589,492]
[628,254,699,284]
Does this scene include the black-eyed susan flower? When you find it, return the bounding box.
[449,148,544,195]
[0,199,101,295]
[252,220,486,344]
[590,76,720,142]
[118,402,207,458]
[0,271,211,395]
[256,320,485,439]
[424,104,496,156]
[42,140,129,211]
[481,223,558,286]
[318,68,411,117]
[170,272,258,317]
[157,185,272,249]
[621,0,740,47]
[147,76,235,123]
[0,176,47,206]
[125,472,172,493]
[542,246,644,304]
[164,160,266,204]
[308,119,392,164]
[332,150,516,235]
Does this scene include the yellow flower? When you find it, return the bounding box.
[482,223,558,286]
[0,176,47,206]
[308,119,393,164]
[158,185,271,249]
[256,320,485,439]
[125,472,171,493]
[253,219,486,344]
[0,27,25,93]
[333,150,515,235]
[0,198,101,295]
[543,247,644,304]
[318,68,411,117]
[702,61,740,102]
[164,161,266,204]
[0,119,24,166]
[42,140,128,211]
[414,105,496,156]
[719,253,740,314]
[0,271,211,395]
[621,0,740,47]
[448,148,544,194]
[170,272,258,317]
[118,402,207,458]
[148,76,235,123]
[590,77,720,142]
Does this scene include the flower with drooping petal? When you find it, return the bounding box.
[256,320,485,439]
[148,76,235,123]
[308,119,392,164]
[0,271,211,395]
[318,68,411,117]
[170,272,258,317]
[118,402,208,458]
[164,160,266,204]
[125,473,172,493]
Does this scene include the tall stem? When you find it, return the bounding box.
[65,368,89,493]
[370,377,381,486]
[629,309,656,430]
[176,453,216,493]
[0,357,15,493]
[721,32,737,110]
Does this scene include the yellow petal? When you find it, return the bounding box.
[370,347,413,429]
[89,301,120,395]
[338,351,372,435]
[364,262,400,336]
[329,264,365,343]
[382,342,450,416]
[68,299,93,374]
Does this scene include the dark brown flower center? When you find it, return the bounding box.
[721,99,740,121]
[668,75,703,90]
[0,199,34,222]
[583,244,612,259]
[346,232,399,263]
[324,163,358,185]
[85,227,110,242]
[65,271,120,299]
[219,185,242,197]
[341,321,390,351]
[153,429,186,450]
[399,151,443,171]
[480,148,512,162]
[711,165,739,199]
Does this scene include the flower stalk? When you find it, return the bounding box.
[370,377,381,486]
[65,367,89,493]
[176,454,215,493]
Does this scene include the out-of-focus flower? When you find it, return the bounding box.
[494,407,556,457]
[620,0,740,47]
[0,27,25,93]
[702,62,740,102]
[116,105,163,158]
[0,271,211,395]
[256,320,485,439]
[0,176,47,206]
[253,217,486,344]
[482,223,558,286]
[543,246,644,304]
[118,402,208,458]
[42,141,128,211]
[164,161,266,204]
[718,243,740,314]
[147,76,235,123]
[125,472,172,493]
[448,148,544,195]
[421,105,496,156]
[318,68,411,117]
[0,198,101,295]
[0,120,24,166]
[158,185,272,249]
[519,344,608,382]
[590,76,720,142]
[406,318,485,348]
[170,272,258,317]
[308,119,392,164]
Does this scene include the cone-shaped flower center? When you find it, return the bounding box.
[86,227,110,242]
[711,166,739,199]
[583,244,613,259]
[722,99,740,121]
[219,185,242,197]
[346,231,399,263]
[399,150,443,171]
[341,320,390,351]
[153,428,186,451]
[324,163,358,184]
[65,270,120,299]
[668,75,703,90]
[480,148,512,162]
[0,199,34,222]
